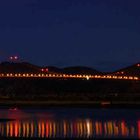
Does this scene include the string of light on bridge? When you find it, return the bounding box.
[0,73,138,81]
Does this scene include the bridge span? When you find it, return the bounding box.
[0,73,138,81]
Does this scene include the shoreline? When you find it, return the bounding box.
[0,100,140,109]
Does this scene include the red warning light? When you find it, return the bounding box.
[9,56,18,61]
[41,68,48,72]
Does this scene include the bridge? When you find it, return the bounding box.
[0,73,138,81]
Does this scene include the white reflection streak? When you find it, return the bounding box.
[86,120,90,138]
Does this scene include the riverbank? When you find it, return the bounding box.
[0,100,140,109]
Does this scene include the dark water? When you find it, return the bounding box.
[0,108,139,139]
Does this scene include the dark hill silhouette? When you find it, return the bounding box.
[0,61,140,77]
[112,63,140,76]
[0,62,41,73]
[44,66,62,73]
[63,66,101,74]
[0,62,102,75]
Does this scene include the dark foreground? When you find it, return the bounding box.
[0,137,115,140]
[1,78,140,104]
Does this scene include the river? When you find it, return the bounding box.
[0,108,139,139]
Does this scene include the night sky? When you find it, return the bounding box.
[0,0,140,71]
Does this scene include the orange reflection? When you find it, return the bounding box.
[0,119,137,138]
[53,122,56,138]
[41,122,45,138]
[38,122,41,137]
[23,122,26,137]
[6,123,10,137]
[14,122,18,137]
[46,122,49,138]
[49,122,52,138]
[31,122,34,137]
[113,122,119,136]
[63,121,67,137]
[79,122,83,137]
[95,121,99,135]
[26,122,29,137]
[10,122,13,137]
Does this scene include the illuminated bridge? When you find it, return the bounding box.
[0,73,139,81]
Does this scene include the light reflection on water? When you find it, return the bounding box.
[0,108,139,139]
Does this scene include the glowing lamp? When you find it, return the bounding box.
[86,76,89,80]
[41,68,48,72]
